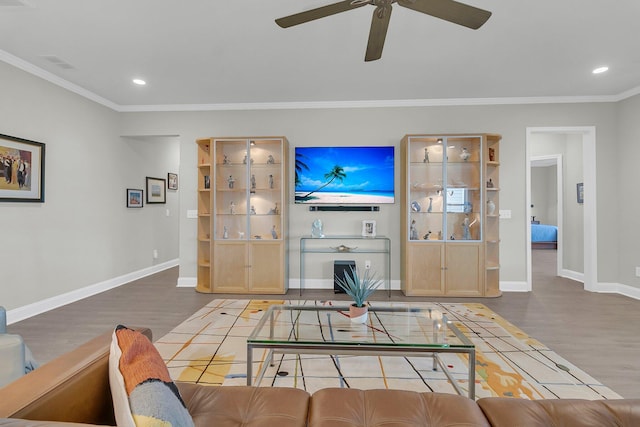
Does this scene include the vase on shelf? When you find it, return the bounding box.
[487,199,496,215]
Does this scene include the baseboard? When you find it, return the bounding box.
[594,282,640,300]
[499,281,530,292]
[177,277,196,287]
[7,259,179,325]
[560,269,584,283]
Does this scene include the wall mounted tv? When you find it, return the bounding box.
[294,146,395,204]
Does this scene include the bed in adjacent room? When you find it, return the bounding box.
[531,223,558,249]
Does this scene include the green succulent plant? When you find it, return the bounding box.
[335,266,382,307]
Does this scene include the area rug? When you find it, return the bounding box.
[154,299,621,400]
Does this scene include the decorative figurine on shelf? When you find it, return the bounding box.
[238,231,244,239]
[423,148,429,163]
[462,216,478,240]
[437,231,442,240]
[268,174,274,189]
[223,226,229,239]
[487,178,494,188]
[487,199,496,215]
[410,220,419,240]
[251,174,256,191]
[243,154,247,164]
[460,147,471,162]
[223,154,230,165]
[267,154,275,164]
[464,201,473,214]
[268,203,279,215]
[312,219,324,238]
[227,175,235,189]
[423,230,432,240]
[489,147,495,162]
[271,225,278,239]
[250,205,256,215]
[427,197,433,213]
[411,200,421,212]
[229,201,236,214]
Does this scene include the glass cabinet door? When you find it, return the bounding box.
[213,138,284,241]
[407,135,483,242]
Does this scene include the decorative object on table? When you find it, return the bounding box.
[334,266,382,324]
[223,226,229,239]
[487,199,496,215]
[410,220,419,240]
[411,200,421,212]
[460,147,471,161]
[0,133,45,203]
[126,189,143,208]
[227,175,235,189]
[271,225,278,239]
[267,154,275,164]
[145,177,166,204]
[331,245,357,253]
[269,174,274,189]
[250,205,256,215]
[427,197,433,213]
[204,175,210,189]
[229,201,236,214]
[311,219,324,238]
[486,178,494,188]
[362,220,376,237]
[167,173,178,190]
[488,147,495,162]
[423,148,429,163]
[576,182,584,204]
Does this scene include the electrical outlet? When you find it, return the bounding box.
[365,260,371,270]
[153,249,159,259]
[636,267,640,277]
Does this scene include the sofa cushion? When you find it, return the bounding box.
[308,388,490,427]
[176,383,310,427]
[109,325,194,427]
[478,397,640,427]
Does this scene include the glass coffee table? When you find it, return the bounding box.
[246,304,476,399]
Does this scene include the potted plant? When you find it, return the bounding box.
[335,266,382,323]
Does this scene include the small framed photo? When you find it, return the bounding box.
[146,176,166,204]
[126,188,143,208]
[576,182,584,204]
[0,133,46,202]
[362,220,377,237]
[167,172,178,190]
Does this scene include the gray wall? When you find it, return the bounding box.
[0,62,179,311]
[531,165,557,225]
[3,58,640,314]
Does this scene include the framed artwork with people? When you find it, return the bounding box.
[0,133,46,202]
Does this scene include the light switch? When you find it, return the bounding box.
[499,209,512,219]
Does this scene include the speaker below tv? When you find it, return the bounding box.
[309,205,380,212]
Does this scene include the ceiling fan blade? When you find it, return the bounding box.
[276,0,370,28]
[365,5,392,62]
[398,0,491,29]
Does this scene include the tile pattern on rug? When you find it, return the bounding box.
[154,299,621,400]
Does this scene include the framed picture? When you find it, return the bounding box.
[0,133,45,202]
[167,172,178,190]
[146,177,166,204]
[126,188,144,208]
[576,182,584,204]
[362,220,377,237]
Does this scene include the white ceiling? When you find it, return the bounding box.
[1,0,639,111]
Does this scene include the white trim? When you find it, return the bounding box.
[2,49,639,113]
[594,283,640,300]
[177,277,197,287]
[499,281,530,292]
[6,259,178,325]
[560,269,585,283]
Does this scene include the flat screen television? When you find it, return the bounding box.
[294,146,395,204]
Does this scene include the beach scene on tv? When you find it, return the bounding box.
[295,146,395,204]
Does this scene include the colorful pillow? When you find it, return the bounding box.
[109,325,194,427]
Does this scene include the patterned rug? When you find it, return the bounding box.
[155,299,620,400]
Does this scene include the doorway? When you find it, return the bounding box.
[525,127,597,292]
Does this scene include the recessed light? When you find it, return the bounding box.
[132,78,146,85]
[592,66,609,74]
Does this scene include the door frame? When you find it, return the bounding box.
[525,126,597,291]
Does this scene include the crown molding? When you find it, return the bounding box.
[3,49,640,113]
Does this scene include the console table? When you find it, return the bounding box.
[299,235,391,296]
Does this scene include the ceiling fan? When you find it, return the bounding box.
[275,0,492,62]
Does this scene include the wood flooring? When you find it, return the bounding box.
[7,249,640,398]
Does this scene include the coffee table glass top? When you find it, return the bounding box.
[247,305,474,349]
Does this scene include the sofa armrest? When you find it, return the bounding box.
[0,327,151,425]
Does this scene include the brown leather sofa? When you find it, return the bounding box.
[0,328,638,427]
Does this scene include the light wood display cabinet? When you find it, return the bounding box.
[196,137,289,294]
[400,134,501,297]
